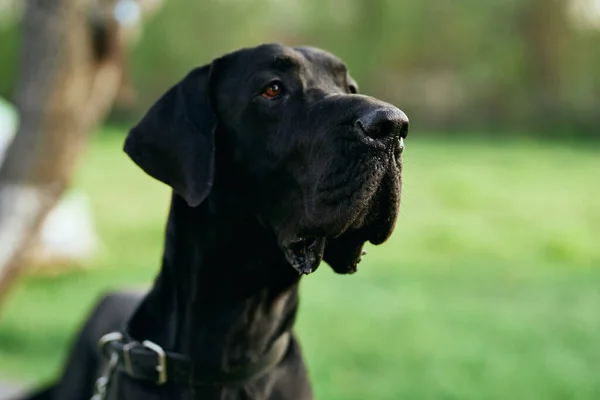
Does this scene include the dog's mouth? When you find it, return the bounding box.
[278,150,402,276]
[281,236,326,275]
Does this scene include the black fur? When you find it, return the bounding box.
[20,43,408,400]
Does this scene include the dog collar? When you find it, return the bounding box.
[96,331,291,387]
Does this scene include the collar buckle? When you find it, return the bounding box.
[141,339,168,385]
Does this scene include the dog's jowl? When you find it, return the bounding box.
[22,43,409,400]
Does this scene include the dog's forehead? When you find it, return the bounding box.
[293,46,348,74]
[225,44,348,77]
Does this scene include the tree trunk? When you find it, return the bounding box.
[0,0,126,308]
[519,0,569,130]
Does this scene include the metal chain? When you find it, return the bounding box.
[90,351,119,400]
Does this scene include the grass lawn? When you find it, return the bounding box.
[0,130,599,399]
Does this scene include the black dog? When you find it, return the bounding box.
[20,43,408,400]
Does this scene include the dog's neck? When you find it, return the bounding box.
[126,192,301,374]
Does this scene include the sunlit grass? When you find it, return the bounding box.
[0,130,599,399]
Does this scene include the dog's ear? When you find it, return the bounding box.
[124,65,217,207]
[323,232,366,274]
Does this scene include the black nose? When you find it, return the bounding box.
[357,108,409,139]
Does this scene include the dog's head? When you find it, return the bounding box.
[125,43,408,275]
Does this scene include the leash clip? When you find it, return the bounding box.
[97,332,124,355]
[91,332,123,400]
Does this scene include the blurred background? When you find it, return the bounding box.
[0,0,598,399]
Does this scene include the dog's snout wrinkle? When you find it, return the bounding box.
[357,108,409,139]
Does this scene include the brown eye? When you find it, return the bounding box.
[262,82,283,99]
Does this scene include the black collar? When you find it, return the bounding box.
[99,331,291,386]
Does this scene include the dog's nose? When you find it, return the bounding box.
[357,108,409,139]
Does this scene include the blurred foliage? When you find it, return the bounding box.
[1,0,599,136]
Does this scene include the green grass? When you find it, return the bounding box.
[1,130,599,399]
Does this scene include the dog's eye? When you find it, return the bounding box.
[348,84,358,94]
[262,82,284,99]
